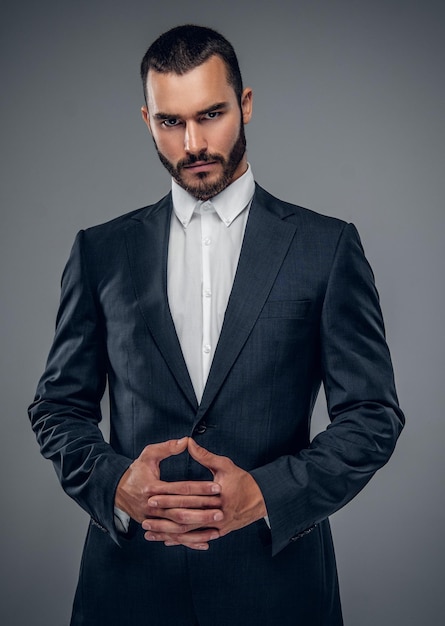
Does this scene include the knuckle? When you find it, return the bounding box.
[141,443,155,456]
[141,485,153,497]
[176,510,190,523]
[183,483,193,495]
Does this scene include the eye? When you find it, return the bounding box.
[162,118,181,127]
[203,111,221,120]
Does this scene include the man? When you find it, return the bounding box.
[29,25,404,626]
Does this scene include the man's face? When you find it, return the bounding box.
[142,55,253,200]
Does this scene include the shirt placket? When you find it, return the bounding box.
[200,202,215,386]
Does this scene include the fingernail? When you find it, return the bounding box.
[143,522,151,530]
[210,532,219,540]
[176,437,187,445]
[213,512,223,521]
[148,499,158,507]
[211,484,221,493]
[146,533,156,541]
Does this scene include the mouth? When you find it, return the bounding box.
[182,161,219,174]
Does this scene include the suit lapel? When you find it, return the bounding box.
[125,195,198,410]
[197,186,297,417]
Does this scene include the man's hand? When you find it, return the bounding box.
[115,437,222,531]
[142,438,267,549]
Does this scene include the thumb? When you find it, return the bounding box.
[140,436,188,465]
[187,438,227,474]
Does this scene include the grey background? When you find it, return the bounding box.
[1,0,443,624]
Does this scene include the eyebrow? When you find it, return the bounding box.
[153,101,229,121]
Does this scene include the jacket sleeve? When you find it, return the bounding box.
[250,222,405,556]
[28,231,132,545]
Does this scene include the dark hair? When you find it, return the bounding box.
[140,25,243,105]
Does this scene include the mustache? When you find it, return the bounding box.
[177,152,225,169]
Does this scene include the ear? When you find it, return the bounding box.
[240,87,253,125]
[141,106,152,133]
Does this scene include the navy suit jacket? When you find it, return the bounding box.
[29,184,404,625]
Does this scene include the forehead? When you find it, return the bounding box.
[146,55,236,115]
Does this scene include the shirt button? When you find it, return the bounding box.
[203,289,212,298]
[203,344,211,354]
[203,237,212,246]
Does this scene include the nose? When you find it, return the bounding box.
[184,122,207,155]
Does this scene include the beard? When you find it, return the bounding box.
[154,123,247,201]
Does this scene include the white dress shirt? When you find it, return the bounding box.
[168,165,255,402]
[114,165,255,532]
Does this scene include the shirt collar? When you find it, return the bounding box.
[171,164,255,228]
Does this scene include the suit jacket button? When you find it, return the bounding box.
[194,421,207,435]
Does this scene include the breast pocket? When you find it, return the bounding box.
[257,299,314,344]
